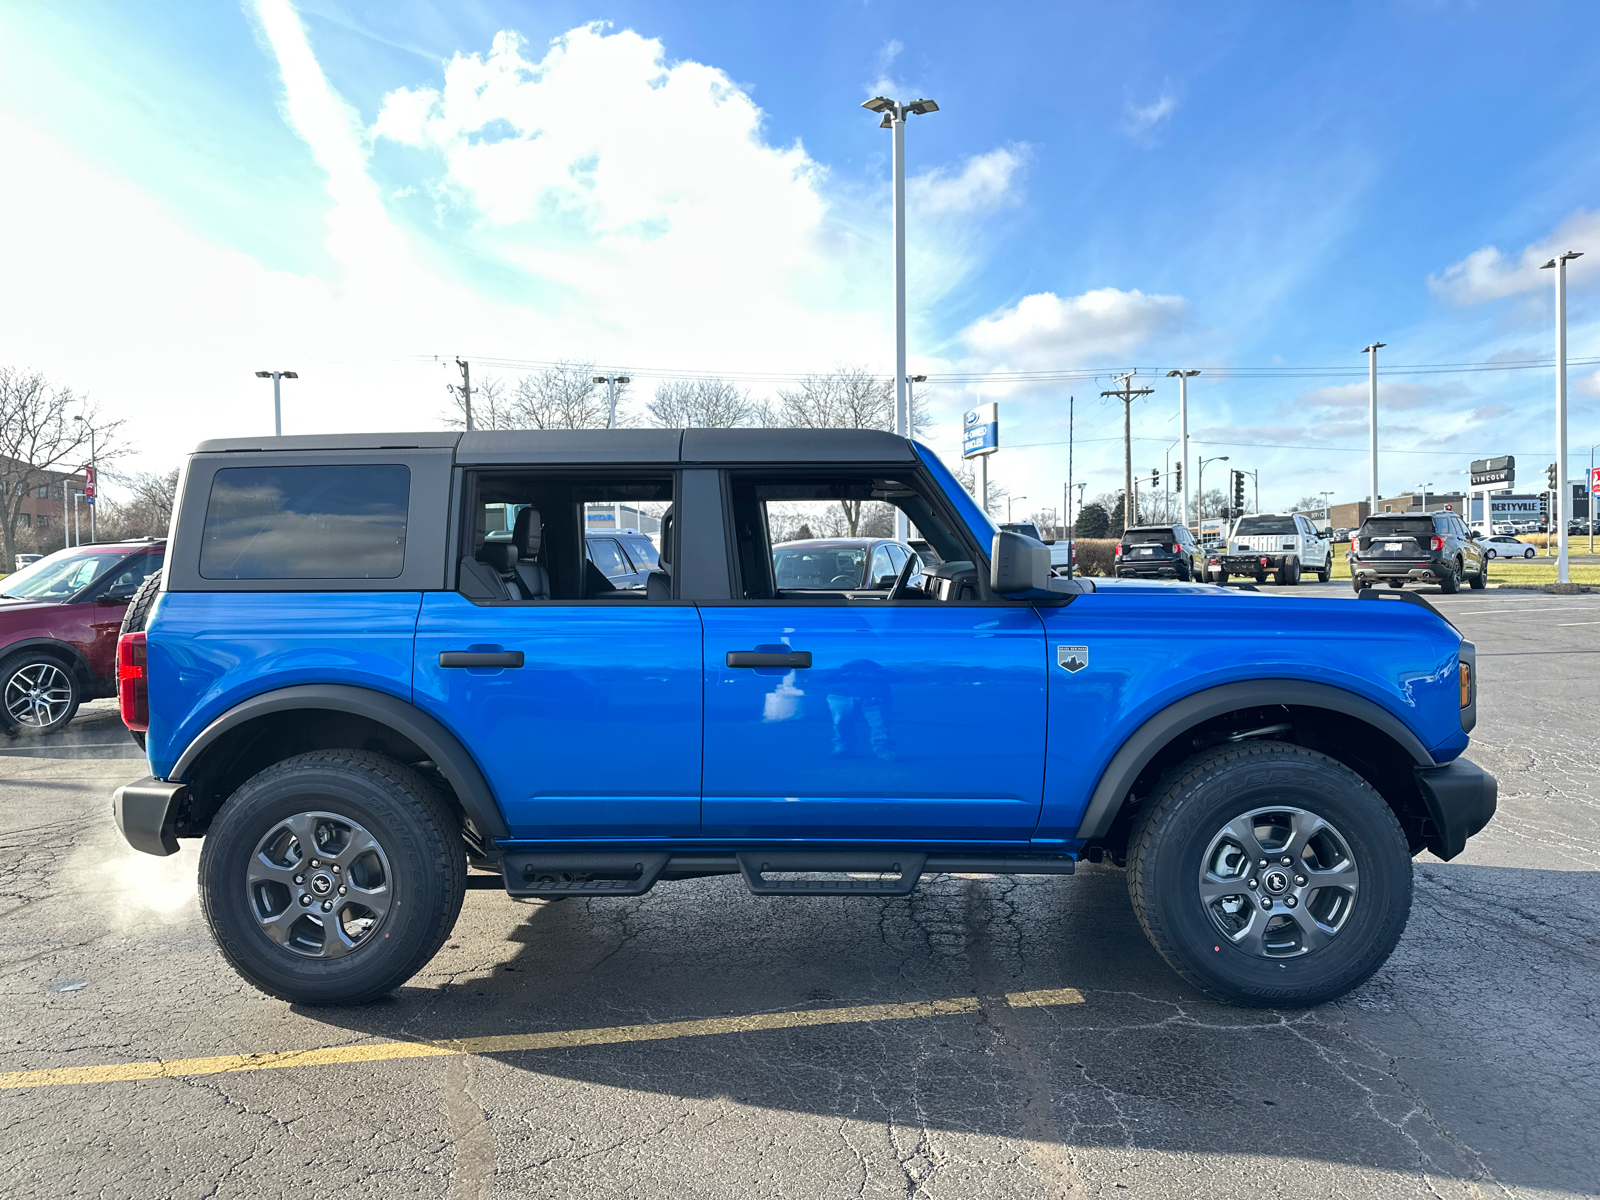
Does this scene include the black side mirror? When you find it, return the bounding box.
[991,530,1052,597]
[872,575,897,590]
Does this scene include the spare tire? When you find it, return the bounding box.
[117,574,163,749]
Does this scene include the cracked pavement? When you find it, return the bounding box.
[1,588,1597,1198]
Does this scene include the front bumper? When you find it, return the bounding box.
[112,776,188,857]
[1352,557,1449,583]
[1414,759,1497,861]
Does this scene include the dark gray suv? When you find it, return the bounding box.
[1350,511,1488,594]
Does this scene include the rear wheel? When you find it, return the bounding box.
[1351,577,1368,593]
[117,574,163,749]
[1469,558,1488,590]
[1437,560,1460,594]
[1127,742,1413,1007]
[199,750,466,1005]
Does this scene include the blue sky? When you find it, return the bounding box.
[2,0,1597,517]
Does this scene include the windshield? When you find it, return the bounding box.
[1123,528,1176,545]
[1,547,129,599]
[1361,518,1433,538]
[621,537,659,570]
[1233,516,1297,536]
[772,545,867,589]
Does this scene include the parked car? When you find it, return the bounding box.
[12,553,43,570]
[771,537,923,591]
[0,539,165,734]
[999,522,1075,575]
[113,430,1495,1011]
[1480,535,1535,560]
[1214,513,1333,585]
[583,530,659,590]
[1349,511,1487,593]
[1114,524,1203,581]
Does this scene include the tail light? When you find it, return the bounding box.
[1114,545,1124,557]
[1429,535,1445,551]
[1172,543,1182,553]
[117,632,148,732]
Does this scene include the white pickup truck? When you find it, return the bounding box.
[1211,512,1333,585]
[998,522,1075,575]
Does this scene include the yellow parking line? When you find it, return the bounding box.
[0,988,1083,1091]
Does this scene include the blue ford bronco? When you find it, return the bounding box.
[112,429,1496,1008]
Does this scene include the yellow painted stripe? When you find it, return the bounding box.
[0,988,1083,1091]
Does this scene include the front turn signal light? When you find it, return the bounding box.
[1459,661,1471,708]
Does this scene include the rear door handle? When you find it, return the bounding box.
[726,650,812,669]
[439,651,524,668]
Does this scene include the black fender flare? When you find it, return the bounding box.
[169,684,510,841]
[1072,680,1437,840]
[0,637,98,683]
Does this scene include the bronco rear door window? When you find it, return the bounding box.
[199,465,410,579]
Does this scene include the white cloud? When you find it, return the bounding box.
[1579,369,1600,398]
[960,288,1188,367]
[1123,87,1178,140]
[1428,208,1600,305]
[909,147,1027,215]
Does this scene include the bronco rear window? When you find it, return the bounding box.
[200,465,410,579]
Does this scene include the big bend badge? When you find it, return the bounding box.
[1057,645,1088,673]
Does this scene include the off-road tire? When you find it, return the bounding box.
[1126,742,1413,1008]
[117,574,163,748]
[199,750,466,1006]
[0,650,82,737]
[1437,560,1460,595]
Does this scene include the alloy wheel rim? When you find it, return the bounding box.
[5,662,73,728]
[246,811,393,959]
[1197,805,1359,958]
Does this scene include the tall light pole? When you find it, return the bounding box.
[1362,344,1385,517]
[593,375,632,429]
[254,370,298,436]
[1007,495,1028,524]
[1167,370,1200,531]
[899,374,928,542]
[72,416,97,542]
[1418,481,1433,513]
[1542,250,1583,583]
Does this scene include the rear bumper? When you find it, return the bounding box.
[1117,556,1186,577]
[112,776,188,857]
[1218,554,1290,573]
[1414,759,1497,861]
[1352,557,1449,582]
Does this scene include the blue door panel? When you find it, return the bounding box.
[147,592,422,779]
[413,593,702,840]
[699,606,1047,841]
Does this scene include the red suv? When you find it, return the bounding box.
[0,540,165,735]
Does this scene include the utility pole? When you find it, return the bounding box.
[1167,370,1199,533]
[593,374,632,429]
[254,370,299,436]
[1102,370,1153,533]
[1066,395,1075,548]
[1362,343,1385,515]
[455,359,475,432]
[1542,249,1583,583]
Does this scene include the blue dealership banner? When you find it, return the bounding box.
[963,403,998,458]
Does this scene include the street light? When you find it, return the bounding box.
[1167,370,1200,530]
[254,370,298,436]
[1007,495,1028,523]
[1362,343,1385,516]
[71,415,97,542]
[1541,249,1583,582]
[1198,455,1229,533]
[593,375,632,429]
[1418,481,1433,513]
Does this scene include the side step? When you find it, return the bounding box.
[488,851,1075,898]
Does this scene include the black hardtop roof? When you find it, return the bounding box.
[193,428,918,465]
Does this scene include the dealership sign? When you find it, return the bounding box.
[963,403,998,458]
[1470,455,1515,488]
[1488,494,1542,519]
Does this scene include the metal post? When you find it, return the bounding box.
[72,492,80,547]
[272,374,282,437]
[1364,343,1385,514]
[1553,256,1576,581]
[979,454,988,517]
[1168,370,1198,531]
[88,429,97,542]
[1590,442,1597,556]
[892,112,907,446]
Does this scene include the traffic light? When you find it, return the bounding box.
[1231,470,1246,512]
[1151,467,1160,491]
[1547,462,1559,491]
[1173,462,1182,492]
[1539,492,1549,521]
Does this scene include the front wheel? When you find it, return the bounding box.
[1126,743,1413,1007]
[199,750,466,1005]
[1524,548,1535,559]
[1316,559,1331,583]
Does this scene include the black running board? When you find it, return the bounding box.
[492,851,1074,898]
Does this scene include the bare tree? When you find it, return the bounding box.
[647,378,761,428]
[514,364,625,429]
[97,468,180,539]
[953,461,1012,520]
[0,367,123,570]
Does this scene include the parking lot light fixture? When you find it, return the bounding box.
[1007,495,1028,524]
[1167,370,1200,530]
[1542,250,1583,582]
[1362,344,1386,515]
[1198,455,1228,533]
[254,370,298,436]
[594,375,632,429]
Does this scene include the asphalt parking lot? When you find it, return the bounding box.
[1,590,1597,1199]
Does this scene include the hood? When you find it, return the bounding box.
[0,595,69,618]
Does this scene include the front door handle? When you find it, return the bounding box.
[440,651,525,668]
[726,650,812,669]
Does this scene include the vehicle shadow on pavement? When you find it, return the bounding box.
[300,861,1596,1195]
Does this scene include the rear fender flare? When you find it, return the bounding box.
[169,684,510,840]
[1072,680,1436,840]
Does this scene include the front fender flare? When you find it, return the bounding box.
[168,684,510,841]
[1071,679,1437,840]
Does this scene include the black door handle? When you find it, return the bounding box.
[726,650,812,669]
[440,651,524,668]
